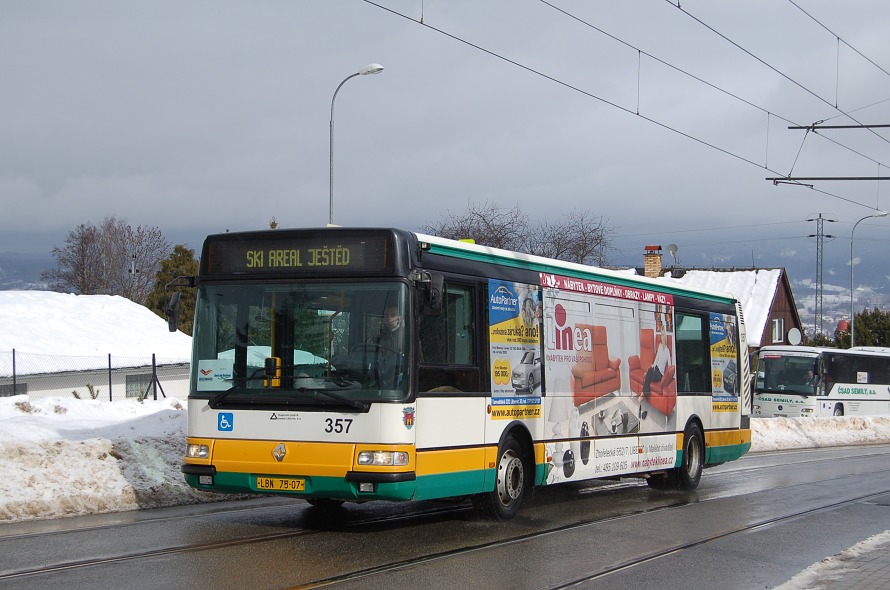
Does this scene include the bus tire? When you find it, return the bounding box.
[833,404,844,416]
[473,434,526,521]
[676,422,704,491]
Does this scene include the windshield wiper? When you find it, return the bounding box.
[295,386,370,411]
[208,368,266,408]
[208,388,234,409]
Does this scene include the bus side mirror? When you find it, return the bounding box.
[423,274,444,316]
[166,291,181,332]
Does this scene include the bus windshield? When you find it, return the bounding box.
[755,353,820,396]
[190,281,410,407]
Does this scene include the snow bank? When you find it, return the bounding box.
[751,416,890,452]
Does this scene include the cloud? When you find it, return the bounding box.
[1,1,888,276]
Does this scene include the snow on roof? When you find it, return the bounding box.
[668,269,782,348]
[0,291,192,367]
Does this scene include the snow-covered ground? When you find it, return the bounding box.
[775,530,890,590]
[0,291,192,363]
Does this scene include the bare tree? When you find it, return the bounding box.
[43,216,172,304]
[423,199,529,251]
[424,201,613,266]
[43,223,103,295]
[530,209,613,266]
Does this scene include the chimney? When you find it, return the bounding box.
[644,245,663,278]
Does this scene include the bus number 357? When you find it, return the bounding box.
[325,418,353,434]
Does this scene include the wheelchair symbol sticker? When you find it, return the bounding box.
[218,412,234,432]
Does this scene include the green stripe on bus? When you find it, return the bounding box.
[706,442,752,464]
[186,469,499,503]
[425,242,734,304]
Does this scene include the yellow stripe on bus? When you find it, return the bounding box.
[705,428,752,448]
[672,429,752,451]
[210,439,356,477]
[416,447,491,476]
[416,442,549,477]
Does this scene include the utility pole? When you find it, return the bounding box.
[807,214,836,336]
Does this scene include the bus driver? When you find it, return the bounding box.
[803,370,818,387]
[376,305,406,389]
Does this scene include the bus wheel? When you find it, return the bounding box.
[473,435,526,521]
[676,423,704,491]
[833,404,844,416]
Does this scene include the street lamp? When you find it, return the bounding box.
[850,210,888,347]
[329,63,384,226]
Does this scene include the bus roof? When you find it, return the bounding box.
[759,345,890,358]
[198,227,738,305]
[415,231,738,305]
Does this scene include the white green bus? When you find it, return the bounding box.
[173,227,752,520]
[753,345,890,417]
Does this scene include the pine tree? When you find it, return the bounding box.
[852,307,890,347]
[145,245,199,335]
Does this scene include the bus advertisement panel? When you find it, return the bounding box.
[539,273,679,484]
[488,279,542,421]
[710,312,739,413]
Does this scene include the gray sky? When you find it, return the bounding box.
[2,0,889,279]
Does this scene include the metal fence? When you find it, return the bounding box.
[0,350,190,401]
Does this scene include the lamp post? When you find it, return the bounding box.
[329,63,384,226]
[850,210,888,347]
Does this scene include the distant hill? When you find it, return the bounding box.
[0,253,51,291]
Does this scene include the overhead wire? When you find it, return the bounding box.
[786,0,890,80]
[361,0,883,212]
[618,220,805,239]
[820,96,890,124]
[664,0,890,147]
[538,0,889,169]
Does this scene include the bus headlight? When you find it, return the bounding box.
[801,408,814,414]
[752,404,761,412]
[187,444,210,459]
[357,451,409,466]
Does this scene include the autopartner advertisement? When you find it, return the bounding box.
[489,279,542,420]
[710,312,739,412]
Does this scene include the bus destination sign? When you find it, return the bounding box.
[204,235,391,275]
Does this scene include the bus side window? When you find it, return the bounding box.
[419,283,480,392]
[675,312,710,393]
[871,357,890,384]
[419,313,446,364]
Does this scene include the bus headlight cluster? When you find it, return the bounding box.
[357,451,409,466]
[801,407,815,414]
[187,444,210,459]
